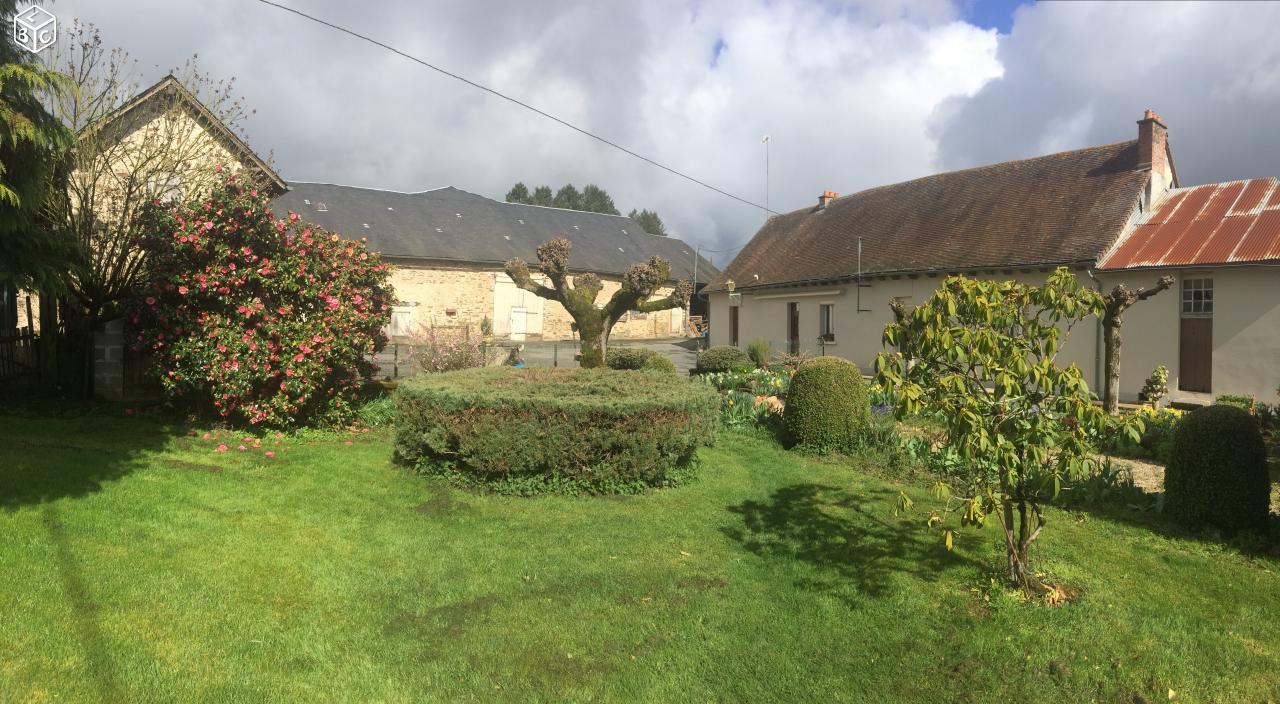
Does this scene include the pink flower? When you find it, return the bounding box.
[204,221,214,230]
[237,445,247,451]
[178,286,188,295]
[214,164,224,172]
[264,451,276,458]
[215,444,228,452]
[146,296,157,306]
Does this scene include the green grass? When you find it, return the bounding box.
[2,415,1279,703]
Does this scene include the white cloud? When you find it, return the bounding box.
[50,0,1001,257]
[933,0,1280,191]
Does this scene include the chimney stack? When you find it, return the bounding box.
[1137,110,1173,209]
[817,190,838,209]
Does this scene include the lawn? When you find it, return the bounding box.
[1,414,1278,703]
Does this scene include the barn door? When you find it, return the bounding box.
[787,302,799,354]
[1178,277,1212,393]
[509,307,527,341]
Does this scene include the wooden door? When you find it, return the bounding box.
[1178,317,1212,392]
[729,306,739,346]
[787,302,799,354]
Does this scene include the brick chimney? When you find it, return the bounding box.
[1137,110,1173,209]
[817,190,838,209]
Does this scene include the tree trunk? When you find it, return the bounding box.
[1103,318,1121,415]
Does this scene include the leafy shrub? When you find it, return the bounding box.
[132,169,391,427]
[1164,404,1270,533]
[409,325,492,373]
[775,351,812,372]
[606,346,655,370]
[1214,394,1257,414]
[1105,405,1183,464]
[393,367,719,495]
[641,354,677,373]
[783,356,870,452]
[1139,365,1169,405]
[746,337,771,368]
[695,345,751,374]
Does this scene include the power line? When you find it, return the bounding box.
[255,0,777,215]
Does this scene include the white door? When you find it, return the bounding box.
[509,307,527,340]
[670,307,685,335]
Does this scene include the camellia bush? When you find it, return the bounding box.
[131,168,392,427]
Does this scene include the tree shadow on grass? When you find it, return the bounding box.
[723,483,982,602]
[0,412,175,510]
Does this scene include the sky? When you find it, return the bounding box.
[31,0,1280,263]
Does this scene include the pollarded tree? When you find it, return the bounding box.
[1100,275,1174,414]
[505,238,691,367]
[875,269,1142,595]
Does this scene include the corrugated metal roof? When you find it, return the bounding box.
[1100,178,1280,269]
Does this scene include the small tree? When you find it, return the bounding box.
[504,182,530,204]
[875,269,1140,593]
[504,238,691,367]
[1100,276,1173,414]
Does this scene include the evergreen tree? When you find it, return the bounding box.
[580,184,620,215]
[628,208,667,236]
[0,0,73,290]
[553,183,582,210]
[532,185,554,206]
[505,182,531,204]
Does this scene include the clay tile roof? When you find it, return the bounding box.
[708,141,1150,291]
[1099,178,1280,270]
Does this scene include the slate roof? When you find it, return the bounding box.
[270,184,716,282]
[1100,178,1280,270]
[707,141,1151,291]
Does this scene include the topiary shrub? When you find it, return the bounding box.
[695,345,751,374]
[393,367,719,495]
[606,346,655,370]
[783,356,870,452]
[641,354,677,374]
[1164,404,1270,533]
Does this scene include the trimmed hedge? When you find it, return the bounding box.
[1164,404,1270,533]
[695,345,751,374]
[783,356,870,452]
[393,367,719,494]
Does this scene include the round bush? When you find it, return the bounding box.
[393,367,719,494]
[783,356,870,452]
[606,346,656,370]
[695,345,751,374]
[1164,404,1270,533]
[641,354,677,373]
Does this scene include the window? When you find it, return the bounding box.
[1182,278,1213,316]
[729,306,739,346]
[819,304,835,342]
[389,305,415,337]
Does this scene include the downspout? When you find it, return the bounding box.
[1086,267,1104,394]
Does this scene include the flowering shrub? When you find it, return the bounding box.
[408,324,491,373]
[131,169,392,427]
[1105,405,1184,464]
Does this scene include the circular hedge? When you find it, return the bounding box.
[695,345,751,374]
[393,367,719,494]
[605,347,653,370]
[783,356,870,452]
[1164,404,1270,533]
[641,354,677,373]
